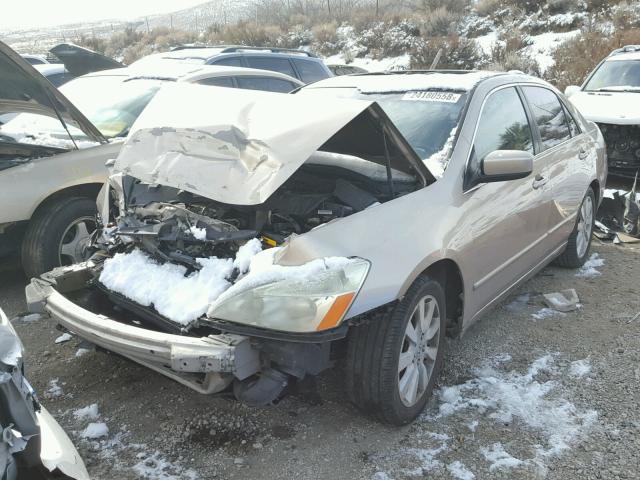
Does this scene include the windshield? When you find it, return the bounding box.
[61,76,164,138]
[584,59,640,92]
[297,87,467,177]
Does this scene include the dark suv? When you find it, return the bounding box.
[131,46,333,84]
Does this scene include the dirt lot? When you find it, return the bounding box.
[2,239,639,480]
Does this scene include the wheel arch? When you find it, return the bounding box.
[589,178,600,206]
[411,259,465,337]
[30,183,103,219]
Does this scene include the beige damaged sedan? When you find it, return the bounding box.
[27,71,606,425]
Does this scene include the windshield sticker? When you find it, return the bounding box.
[402,91,462,103]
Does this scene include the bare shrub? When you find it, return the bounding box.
[410,36,485,70]
[418,7,461,36]
[420,0,471,15]
[474,0,504,17]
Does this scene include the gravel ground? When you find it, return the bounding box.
[2,240,639,480]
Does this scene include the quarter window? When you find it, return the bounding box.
[209,56,243,67]
[236,76,297,93]
[292,59,328,83]
[522,86,571,150]
[561,103,580,137]
[197,77,234,87]
[245,56,297,78]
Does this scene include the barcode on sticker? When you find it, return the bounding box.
[402,91,462,103]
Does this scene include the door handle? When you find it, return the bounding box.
[578,148,589,160]
[532,174,548,189]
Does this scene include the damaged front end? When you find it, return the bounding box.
[27,84,432,405]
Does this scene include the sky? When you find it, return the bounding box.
[0,0,211,30]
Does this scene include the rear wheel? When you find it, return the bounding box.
[346,276,446,425]
[556,187,595,268]
[21,197,97,279]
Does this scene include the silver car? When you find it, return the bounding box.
[27,71,606,425]
[0,41,303,278]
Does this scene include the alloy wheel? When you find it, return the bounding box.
[58,217,96,266]
[398,295,441,407]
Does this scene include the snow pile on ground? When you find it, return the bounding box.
[19,313,41,323]
[504,293,531,313]
[133,451,198,480]
[82,422,109,439]
[480,443,524,471]
[576,253,605,278]
[531,308,566,321]
[373,354,597,478]
[447,460,475,479]
[55,332,72,344]
[46,379,63,398]
[569,359,592,378]
[75,347,91,357]
[73,403,100,420]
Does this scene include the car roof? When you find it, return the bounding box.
[77,63,304,85]
[33,63,68,76]
[303,70,503,92]
[131,46,319,67]
[606,51,640,61]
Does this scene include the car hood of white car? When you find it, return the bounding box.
[569,90,640,124]
[114,83,431,205]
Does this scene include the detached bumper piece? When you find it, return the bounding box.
[597,123,640,178]
[26,265,260,395]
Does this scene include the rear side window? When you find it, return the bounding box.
[236,76,297,93]
[197,77,234,87]
[209,56,243,67]
[522,86,571,150]
[245,56,297,78]
[474,87,534,162]
[561,103,580,137]
[292,59,328,83]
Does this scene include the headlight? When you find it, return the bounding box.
[207,257,370,333]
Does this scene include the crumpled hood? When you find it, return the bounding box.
[114,83,429,205]
[569,91,640,124]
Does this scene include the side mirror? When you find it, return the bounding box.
[564,85,580,97]
[481,150,533,183]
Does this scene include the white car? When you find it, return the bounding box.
[0,41,304,278]
[565,44,640,178]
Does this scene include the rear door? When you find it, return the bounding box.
[461,86,552,310]
[520,86,588,251]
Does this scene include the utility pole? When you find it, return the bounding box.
[145,17,149,33]
[376,0,380,17]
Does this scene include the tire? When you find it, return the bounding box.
[556,187,595,268]
[345,276,447,425]
[21,196,97,279]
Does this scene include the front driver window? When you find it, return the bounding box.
[465,87,533,189]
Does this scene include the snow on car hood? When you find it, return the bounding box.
[114,83,429,205]
[569,91,640,124]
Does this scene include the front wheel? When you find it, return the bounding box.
[556,187,595,268]
[345,276,446,425]
[21,196,97,279]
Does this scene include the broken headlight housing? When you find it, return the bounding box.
[207,258,370,333]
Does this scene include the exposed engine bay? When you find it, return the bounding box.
[597,123,640,178]
[101,161,418,273]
